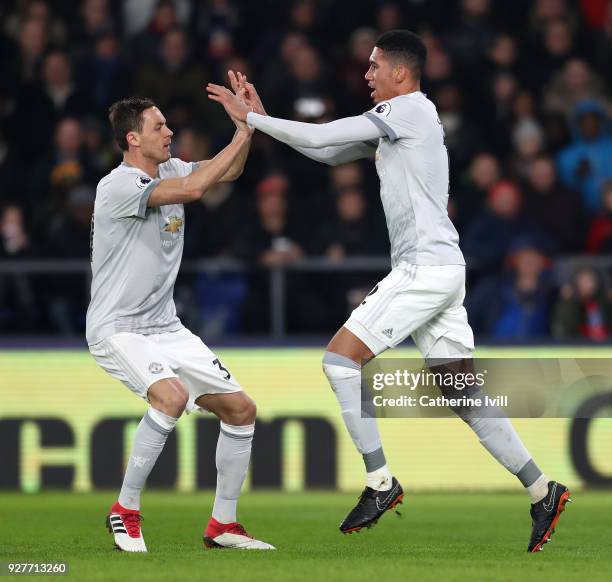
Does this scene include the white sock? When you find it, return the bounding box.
[323,352,389,486]
[118,408,177,510]
[366,464,392,491]
[526,473,550,504]
[456,405,549,503]
[212,422,254,523]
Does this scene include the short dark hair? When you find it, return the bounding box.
[108,97,156,151]
[375,30,427,80]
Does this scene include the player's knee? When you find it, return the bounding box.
[149,378,189,416]
[165,389,189,416]
[243,399,257,423]
[227,394,257,425]
[322,351,361,386]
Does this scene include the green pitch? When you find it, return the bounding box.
[1,491,611,581]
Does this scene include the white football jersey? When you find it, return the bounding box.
[363,92,465,267]
[86,158,197,346]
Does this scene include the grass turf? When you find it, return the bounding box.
[0,491,610,581]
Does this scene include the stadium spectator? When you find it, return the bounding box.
[69,0,117,52]
[552,266,612,340]
[193,0,240,42]
[42,184,96,335]
[129,0,180,59]
[329,162,365,195]
[586,181,612,254]
[485,33,518,79]
[462,180,533,273]
[26,117,94,216]
[0,204,38,331]
[537,18,577,83]
[257,31,310,116]
[446,0,496,67]
[81,116,118,176]
[337,27,378,115]
[283,45,332,123]
[543,59,611,117]
[184,181,243,259]
[77,32,132,112]
[376,2,403,32]
[467,237,555,339]
[587,0,612,73]
[422,43,455,94]
[13,50,93,157]
[528,0,576,35]
[5,17,49,89]
[509,118,546,180]
[523,155,586,253]
[541,111,572,154]
[312,187,384,258]
[454,152,501,231]
[434,83,483,174]
[234,174,307,332]
[43,184,95,259]
[135,28,228,134]
[556,99,612,213]
[486,72,519,156]
[235,174,305,268]
[0,204,34,258]
[286,0,326,49]
[206,29,236,78]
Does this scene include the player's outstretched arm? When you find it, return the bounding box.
[232,72,376,166]
[292,142,377,166]
[207,83,384,149]
[147,129,251,206]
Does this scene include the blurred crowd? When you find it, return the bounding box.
[1,0,612,340]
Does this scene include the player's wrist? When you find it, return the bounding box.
[234,127,251,141]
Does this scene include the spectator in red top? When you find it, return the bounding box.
[586,181,612,253]
[552,266,612,340]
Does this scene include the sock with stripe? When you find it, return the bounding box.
[448,390,549,503]
[212,422,254,523]
[118,407,178,510]
[322,351,392,491]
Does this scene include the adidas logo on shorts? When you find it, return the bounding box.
[381,328,393,339]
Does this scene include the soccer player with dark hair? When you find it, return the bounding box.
[207,30,570,552]
[87,88,275,551]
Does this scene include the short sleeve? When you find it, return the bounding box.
[362,97,419,143]
[106,172,160,219]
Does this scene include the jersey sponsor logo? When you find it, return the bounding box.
[135,175,153,189]
[163,216,184,234]
[373,102,391,117]
[381,328,394,339]
[148,362,164,374]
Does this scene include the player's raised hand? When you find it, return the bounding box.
[231,71,268,116]
[225,72,254,134]
[207,82,249,123]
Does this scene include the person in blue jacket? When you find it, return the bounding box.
[557,100,612,214]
